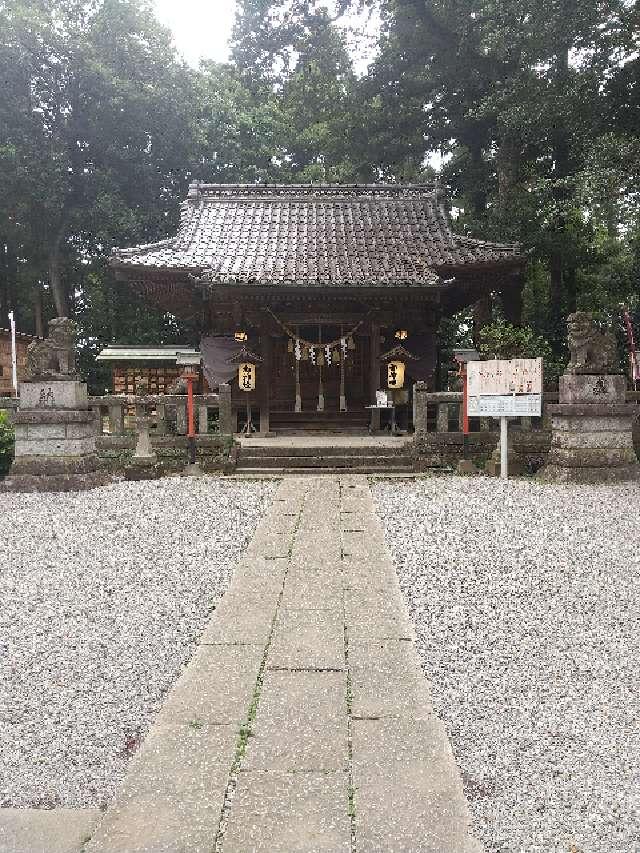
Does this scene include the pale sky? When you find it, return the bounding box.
[152,0,380,71]
[153,0,236,67]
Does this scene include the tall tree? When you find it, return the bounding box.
[0,0,200,318]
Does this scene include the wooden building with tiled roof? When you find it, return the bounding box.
[111,183,524,432]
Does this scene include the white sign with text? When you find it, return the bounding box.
[467,358,543,419]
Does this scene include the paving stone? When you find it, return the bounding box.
[352,717,477,853]
[347,609,416,642]
[349,638,433,720]
[268,609,345,671]
[155,644,263,725]
[118,723,238,797]
[243,671,348,771]
[223,771,351,853]
[231,556,288,591]
[213,586,281,622]
[0,809,101,853]
[281,577,343,610]
[85,791,221,853]
[199,602,275,646]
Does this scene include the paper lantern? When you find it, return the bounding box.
[395,330,408,341]
[234,330,248,342]
[239,362,256,391]
[387,360,405,389]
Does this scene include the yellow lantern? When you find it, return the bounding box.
[395,330,408,341]
[234,330,248,342]
[387,360,405,389]
[239,362,256,392]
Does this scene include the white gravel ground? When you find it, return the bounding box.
[0,478,275,809]
[374,477,639,853]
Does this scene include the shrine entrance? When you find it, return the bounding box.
[269,326,372,432]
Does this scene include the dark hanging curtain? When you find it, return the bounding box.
[200,336,242,388]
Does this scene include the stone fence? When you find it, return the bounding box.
[413,383,640,471]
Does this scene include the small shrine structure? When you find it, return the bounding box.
[111,183,523,433]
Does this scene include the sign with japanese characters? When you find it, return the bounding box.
[467,358,543,417]
[387,360,405,389]
[238,362,256,392]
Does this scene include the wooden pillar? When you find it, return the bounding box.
[369,318,381,433]
[295,326,302,412]
[260,333,272,435]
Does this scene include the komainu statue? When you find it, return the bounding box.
[26,317,78,380]
[566,312,617,375]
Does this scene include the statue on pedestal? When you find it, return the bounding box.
[566,312,617,375]
[26,317,78,380]
[538,312,639,484]
[1,317,110,493]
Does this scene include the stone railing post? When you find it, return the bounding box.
[176,402,187,435]
[154,402,167,436]
[198,403,209,435]
[436,403,449,433]
[413,382,429,435]
[218,383,234,436]
[108,401,125,435]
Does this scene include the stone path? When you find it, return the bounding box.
[11,476,480,853]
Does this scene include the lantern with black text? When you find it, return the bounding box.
[387,360,405,389]
[239,362,256,392]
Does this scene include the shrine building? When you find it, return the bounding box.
[110,183,523,433]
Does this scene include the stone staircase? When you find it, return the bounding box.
[269,410,371,434]
[235,442,416,475]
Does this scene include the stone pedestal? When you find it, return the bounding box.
[125,415,160,481]
[2,380,110,492]
[538,374,640,484]
[485,428,526,477]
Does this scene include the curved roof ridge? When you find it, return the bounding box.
[111,182,523,288]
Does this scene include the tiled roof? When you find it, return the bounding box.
[96,345,200,362]
[111,184,522,288]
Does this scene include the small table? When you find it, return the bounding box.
[366,404,398,436]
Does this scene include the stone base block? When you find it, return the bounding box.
[19,380,89,410]
[182,463,204,477]
[559,373,626,404]
[124,461,163,481]
[0,469,114,493]
[538,397,640,483]
[485,457,526,477]
[455,459,479,475]
[538,463,640,485]
[9,453,104,477]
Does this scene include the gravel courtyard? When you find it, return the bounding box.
[374,477,639,853]
[0,478,275,809]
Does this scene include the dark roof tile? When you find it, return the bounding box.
[111,183,522,287]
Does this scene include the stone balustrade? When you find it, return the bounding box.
[86,385,234,437]
[413,386,561,435]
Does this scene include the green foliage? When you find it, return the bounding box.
[478,321,563,388]
[0,411,15,477]
[1,0,638,385]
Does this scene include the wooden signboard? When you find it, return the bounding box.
[467,358,543,417]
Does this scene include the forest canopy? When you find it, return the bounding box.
[1,0,638,388]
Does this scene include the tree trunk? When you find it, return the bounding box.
[48,226,69,317]
[33,283,44,338]
[469,140,487,217]
[549,45,572,340]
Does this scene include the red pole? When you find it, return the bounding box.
[186,375,195,437]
